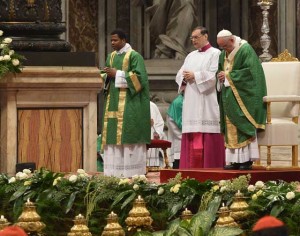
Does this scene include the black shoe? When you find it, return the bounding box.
[224,163,240,170]
[239,161,253,170]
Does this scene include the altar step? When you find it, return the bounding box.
[160,168,300,184]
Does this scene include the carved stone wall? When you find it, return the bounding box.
[68,0,98,53]
[0,0,71,51]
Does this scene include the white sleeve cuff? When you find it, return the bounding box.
[115,70,128,88]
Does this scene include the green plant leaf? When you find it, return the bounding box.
[176,226,192,236]
[121,191,137,209]
[208,226,243,236]
[270,204,285,217]
[152,231,165,236]
[179,219,191,229]
[9,186,28,202]
[111,189,134,208]
[13,197,25,219]
[169,202,183,219]
[133,231,153,236]
[207,195,222,215]
[190,211,214,235]
[164,218,181,236]
[65,191,78,214]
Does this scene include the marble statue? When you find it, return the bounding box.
[134,0,198,59]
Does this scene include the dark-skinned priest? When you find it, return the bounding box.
[100,29,151,178]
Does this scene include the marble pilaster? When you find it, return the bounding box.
[0,67,102,174]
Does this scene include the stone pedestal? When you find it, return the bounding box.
[0,66,102,174]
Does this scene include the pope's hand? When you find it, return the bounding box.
[217,71,225,83]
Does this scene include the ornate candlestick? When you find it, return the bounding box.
[101,211,125,236]
[15,198,46,234]
[67,214,92,236]
[0,215,10,230]
[125,195,153,232]
[180,208,193,221]
[215,203,239,228]
[229,190,249,222]
[257,0,273,62]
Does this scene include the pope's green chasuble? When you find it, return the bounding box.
[218,42,267,149]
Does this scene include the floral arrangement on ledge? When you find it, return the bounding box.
[0,168,299,236]
[0,30,25,78]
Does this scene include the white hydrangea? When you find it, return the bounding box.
[3,37,12,44]
[157,187,164,195]
[220,186,227,193]
[0,30,3,36]
[12,59,19,66]
[8,177,16,183]
[219,180,227,186]
[68,175,77,183]
[3,55,11,61]
[255,181,265,189]
[9,50,14,55]
[0,44,4,49]
[16,172,29,180]
[132,174,147,183]
[77,169,86,174]
[286,191,295,200]
[22,169,31,174]
[133,184,139,191]
[247,185,256,192]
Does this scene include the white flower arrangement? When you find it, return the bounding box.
[118,178,130,185]
[0,29,25,78]
[133,184,139,191]
[132,174,147,183]
[255,180,265,189]
[286,191,295,200]
[15,172,29,180]
[68,174,78,183]
[157,187,164,195]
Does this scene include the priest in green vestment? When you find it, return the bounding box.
[216,29,267,170]
[100,29,151,177]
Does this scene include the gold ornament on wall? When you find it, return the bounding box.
[229,190,249,222]
[67,213,92,236]
[125,195,153,232]
[101,211,125,236]
[15,198,46,234]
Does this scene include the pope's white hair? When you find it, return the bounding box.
[217,29,233,38]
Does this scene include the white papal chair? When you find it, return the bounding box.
[257,50,300,169]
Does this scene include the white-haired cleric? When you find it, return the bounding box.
[216,29,267,170]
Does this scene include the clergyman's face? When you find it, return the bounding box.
[190,29,207,49]
[111,34,126,51]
